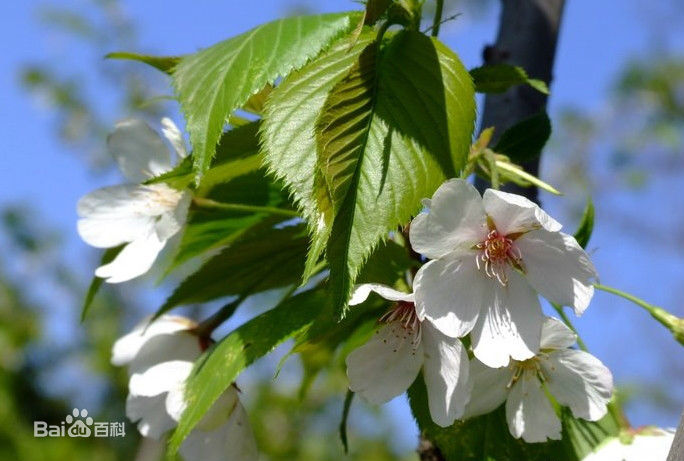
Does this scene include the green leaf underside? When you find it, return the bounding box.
[316,31,476,313]
[81,245,124,321]
[561,407,620,460]
[168,289,329,457]
[105,52,180,74]
[572,199,595,249]
[470,63,549,94]
[172,12,361,182]
[169,172,286,272]
[493,112,552,163]
[157,221,308,315]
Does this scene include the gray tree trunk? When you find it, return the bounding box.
[474,0,565,203]
[667,411,684,461]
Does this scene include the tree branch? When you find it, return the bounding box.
[474,0,566,203]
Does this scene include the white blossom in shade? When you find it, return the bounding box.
[463,317,613,443]
[345,284,471,427]
[410,179,598,367]
[77,118,192,283]
[581,428,674,461]
[112,315,258,461]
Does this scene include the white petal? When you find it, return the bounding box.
[129,360,194,397]
[517,230,598,315]
[126,393,177,439]
[77,185,163,248]
[111,315,196,366]
[471,271,543,368]
[346,322,423,404]
[540,317,577,350]
[95,232,166,283]
[421,322,471,426]
[542,349,613,421]
[155,191,191,242]
[463,359,512,419]
[413,256,485,338]
[582,429,674,461]
[180,397,258,461]
[78,215,155,249]
[108,118,172,182]
[161,117,188,159]
[505,371,561,443]
[483,189,562,234]
[349,283,414,306]
[409,179,488,259]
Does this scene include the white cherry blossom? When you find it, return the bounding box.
[345,284,471,427]
[581,427,674,461]
[464,317,613,443]
[411,179,598,367]
[112,315,258,461]
[77,118,191,283]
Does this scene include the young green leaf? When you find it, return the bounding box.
[470,63,549,94]
[261,33,376,284]
[167,288,329,457]
[493,112,552,163]
[156,222,308,316]
[105,52,179,74]
[172,12,361,182]
[81,245,123,321]
[317,31,475,314]
[573,199,595,249]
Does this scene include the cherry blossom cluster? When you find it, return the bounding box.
[76,119,669,460]
[346,179,614,442]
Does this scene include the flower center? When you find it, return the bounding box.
[475,229,522,285]
[507,357,547,388]
[378,301,421,352]
[146,184,183,210]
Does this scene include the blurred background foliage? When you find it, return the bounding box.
[1,0,682,460]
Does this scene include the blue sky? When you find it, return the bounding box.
[0,0,682,452]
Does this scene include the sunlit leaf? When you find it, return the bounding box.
[172,12,360,181]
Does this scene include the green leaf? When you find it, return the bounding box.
[561,407,620,460]
[493,112,552,163]
[172,12,360,182]
[471,64,549,94]
[317,31,475,313]
[157,222,308,315]
[168,173,283,271]
[168,289,329,457]
[80,245,123,321]
[573,199,595,249]
[105,52,179,74]
[261,33,375,283]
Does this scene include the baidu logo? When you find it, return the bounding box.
[34,408,125,438]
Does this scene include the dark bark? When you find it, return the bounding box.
[667,411,684,461]
[474,0,566,203]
